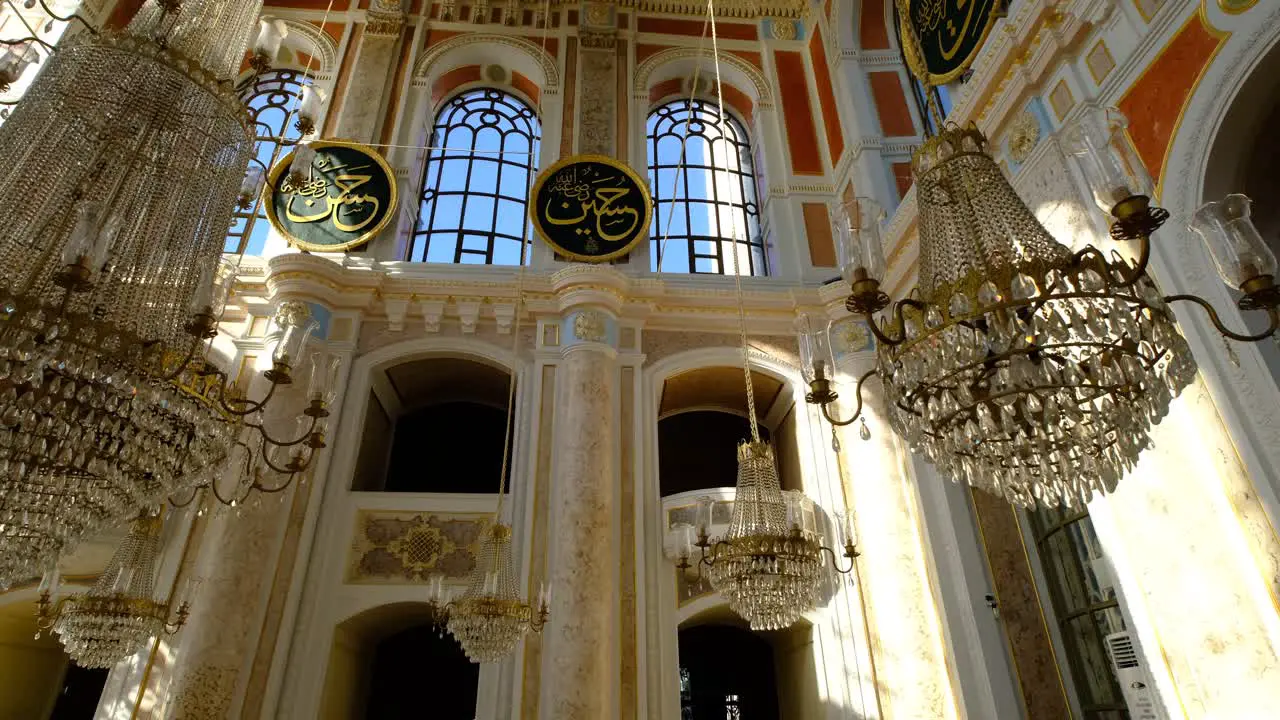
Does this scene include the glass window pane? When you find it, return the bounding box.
[412,88,540,264]
[646,98,764,276]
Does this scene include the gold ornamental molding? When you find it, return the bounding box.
[549,0,808,18]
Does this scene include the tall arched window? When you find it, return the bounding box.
[647,99,764,275]
[412,88,541,264]
[225,69,312,255]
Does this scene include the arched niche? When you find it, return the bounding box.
[321,602,478,720]
[351,355,514,493]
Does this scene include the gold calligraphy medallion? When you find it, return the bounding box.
[264,139,398,253]
[529,154,653,263]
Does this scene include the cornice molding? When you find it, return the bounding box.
[232,254,826,336]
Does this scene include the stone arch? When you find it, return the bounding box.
[635,47,774,110]
[278,19,340,80]
[1144,4,1280,531]
[412,33,560,92]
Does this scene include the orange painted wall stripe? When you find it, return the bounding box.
[774,50,823,175]
[860,0,891,50]
[809,27,845,167]
[560,37,577,157]
[1118,13,1224,183]
[431,65,481,107]
[891,161,913,199]
[803,202,836,267]
[323,23,363,137]
[511,71,541,106]
[379,29,414,147]
[868,71,916,137]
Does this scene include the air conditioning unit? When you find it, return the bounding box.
[1104,631,1162,719]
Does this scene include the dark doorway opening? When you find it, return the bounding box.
[365,625,478,719]
[678,624,780,720]
[49,665,108,719]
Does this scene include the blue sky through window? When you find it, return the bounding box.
[647,99,764,276]
[225,70,311,256]
[412,88,541,265]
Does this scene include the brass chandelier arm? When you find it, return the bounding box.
[159,335,206,381]
[162,601,190,634]
[245,413,320,448]
[1164,294,1280,342]
[1070,234,1151,291]
[864,298,929,347]
[817,369,880,427]
[818,543,861,575]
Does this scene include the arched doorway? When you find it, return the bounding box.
[365,625,477,719]
[678,624,780,720]
[321,603,478,720]
[1199,36,1280,381]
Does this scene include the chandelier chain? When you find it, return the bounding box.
[706,0,760,442]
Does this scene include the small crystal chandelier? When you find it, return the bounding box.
[671,449,858,630]
[801,12,1280,509]
[36,511,190,668]
[444,523,548,663]
[0,0,334,586]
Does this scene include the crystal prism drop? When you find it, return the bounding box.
[1011,273,1039,300]
[978,281,1003,306]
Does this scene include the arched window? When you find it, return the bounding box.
[647,99,764,275]
[412,88,541,264]
[225,69,312,255]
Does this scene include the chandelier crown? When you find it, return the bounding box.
[913,124,1073,304]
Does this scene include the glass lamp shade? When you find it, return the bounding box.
[796,313,835,383]
[1190,194,1277,288]
[297,86,324,132]
[694,495,714,535]
[239,166,265,205]
[273,318,318,368]
[188,257,237,316]
[252,18,288,63]
[61,201,103,266]
[289,142,317,185]
[1062,104,1153,215]
[0,44,38,85]
[831,197,886,283]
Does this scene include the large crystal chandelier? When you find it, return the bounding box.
[802,12,1280,509]
[36,511,190,668]
[0,0,332,587]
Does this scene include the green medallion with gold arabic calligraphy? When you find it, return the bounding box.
[529,154,653,263]
[264,140,398,253]
[902,0,1006,85]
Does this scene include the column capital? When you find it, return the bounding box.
[551,263,630,315]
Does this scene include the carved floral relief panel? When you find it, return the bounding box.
[346,510,488,584]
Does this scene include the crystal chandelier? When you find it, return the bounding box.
[801,13,1280,509]
[673,446,858,631]
[0,0,334,586]
[444,523,548,663]
[36,511,190,668]
[434,233,547,663]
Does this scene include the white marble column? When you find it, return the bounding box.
[539,269,622,719]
